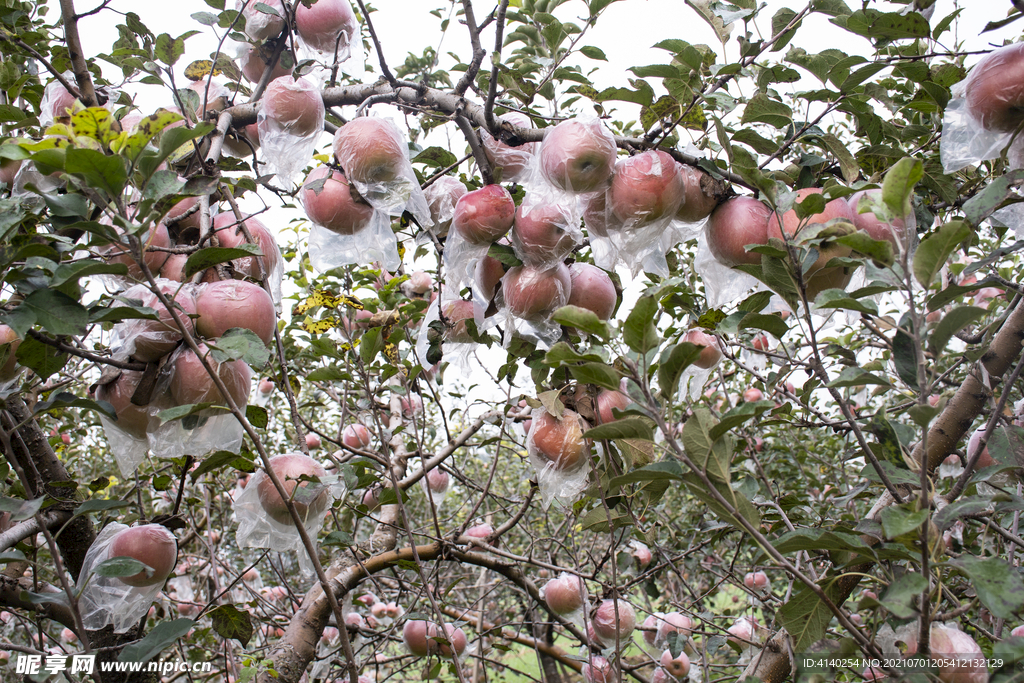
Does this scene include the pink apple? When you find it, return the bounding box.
[424,176,468,235]
[706,196,772,267]
[95,370,152,438]
[529,409,589,471]
[405,271,433,295]
[742,387,763,403]
[428,622,467,658]
[122,282,197,363]
[502,263,571,321]
[403,620,431,656]
[661,649,690,678]
[195,280,276,345]
[848,189,908,246]
[425,468,449,494]
[510,200,576,263]
[581,656,614,683]
[256,453,329,525]
[258,378,275,395]
[967,428,996,469]
[237,0,285,41]
[305,433,321,450]
[482,111,537,181]
[682,329,722,369]
[300,166,375,235]
[240,44,293,83]
[108,524,177,587]
[539,118,617,194]
[210,212,282,282]
[453,184,516,245]
[342,424,372,449]
[744,571,769,590]
[332,117,407,184]
[261,77,324,137]
[543,574,586,614]
[441,299,476,343]
[608,150,685,225]
[591,599,636,644]
[926,623,988,683]
[675,164,719,223]
[294,0,357,54]
[169,342,252,408]
[767,188,855,293]
[0,325,22,381]
[475,254,506,303]
[567,263,617,321]
[965,43,1024,132]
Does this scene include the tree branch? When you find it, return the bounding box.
[57,0,98,107]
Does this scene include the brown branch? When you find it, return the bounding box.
[456,0,486,96]
[353,0,397,87]
[57,0,97,107]
[484,0,510,131]
[25,330,147,372]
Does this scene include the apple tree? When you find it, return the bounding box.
[0,0,1023,682]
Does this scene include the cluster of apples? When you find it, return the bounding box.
[402,619,468,659]
[96,270,276,440]
[705,187,908,300]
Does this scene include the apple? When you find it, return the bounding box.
[401,395,423,417]
[185,80,230,122]
[305,433,321,450]
[165,190,202,232]
[482,111,537,180]
[424,176,468,235]
[370,601,388,619]
[581,656,614,683]
[237,0,285,41]
[405,271,433,295]
[752,333,770,352]
[342,424,372,449]
[591,599,636,644]
[927,623,988,683]
[767,188,855,289]
[1011,625,1024,637]
[384,602,402,618]
[682,329,722,369]
[650,668,674,683]
[608,150,685,226]
[657,612,694,646]
[43,81,79,123]
[425,468,449,494]
[258,378,275,395]
[0,325,21,381]
[510,200,576,263]
[967,428,996,469]
[974,286,1003,305]
[675,164,719,223]
[862,666,887,680]
[261,77,324,137]
[122,282,197,363]
[464,523,494,544]
[502,263,572,321]
[332,117,407,185]
[428,622,467,659]
[543,574,586,614]
[441,299,476,343]
[453,184,516,245]
[594,389,629,424]
[848,189,908,246]
[475,254,506,303]
[642,614,662,646]
[168,342,252,408]
[965,43,1024,132]
[95,370,152,438]
[742,387,763,403]
[108,524,177,588]
[239,44,293,83]
[159,254,189,283]
[744,571,769,591]
[706,196,773,267]
[0,157,22,188]
[195,280,277,345]
[661,649,690,679]
[211,213,282,276]
[300,166,375,235]
[629,540,652,569]
[567,263,617,321]
[102,223,173,280]
[529,409,589,471]
[294,0,357,54]
[256,453,329,525]
[403,620,431,656]
[727,617,757,647]
[582,190,613,238]
[539,118,617,194]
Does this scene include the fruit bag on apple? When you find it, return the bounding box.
[537,115,617,195]
[497,262,572,347]
[232,452,339,576]
[481,111,538,183]
[75,522,178,633]
[526,407,593,507]
[423,175,468,236]
[209,212,286,304]
[257,76,325,187]
[510,192,581,267]
[294,0,358,60]
[941,42,1024,173]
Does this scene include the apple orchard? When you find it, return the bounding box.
[3,0,1024,681]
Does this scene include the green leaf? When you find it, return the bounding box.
[155,33,186,66]
[934,496,994,531]
[683,408,731,483]
[158,403,231,423]
[881,157,923,220]
[779,579,849,651]
[891,315,920,390]
[412,146,458,169]
[835,231,893,267]
[738,312,790,338]
[359,327,384,365]
[552,305,611,339]
[585,417,654,442]
[567,362,621,391]
[191,450,256,481]
[827,366,891,388]
[608,461,685,488]
[623,296,659,354]
[962,170,1024,226]
[821,133,860,182]
[210,328,271,367]
[774,529,876,557]
[209,604,253,647]
[710,400,775,441]
[740,93,793,127]
[680,473,760,531]
[0,496,44,521]
[579,45,607,60]
[880,506,928,538]
[880,571,929,619]
[486,242,521,268]
[65,148,128,198]
[838,9,930,41]
[859,461,921,487]
[118,618,195,664]
[183,245,262,279]
[657,342,702,400]
[33,392,115,420]
[950,556,1024,620]
[929,306,986,354]
[4,289,89,338]
[246,405,269,429]
[813,288,879,315]
[913,220,971,289]
[14,335,68,382]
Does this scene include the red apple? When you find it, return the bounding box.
[101,223,173,280]
[967,428,996,469]
[675,164,719,223]
[742,387,763,403]
[608,150,685,225]
[441,299,476,343]
[510,200,576,263]
[539,118,617,194]
[122,282,197,363]
[0,325,21,381]
[744,571,769,590]
[682,329,722,369]
[502,263,571,321]
[342,424,371,449]
[261,77,324,137]
[96,370,152,438]
[966,43,1024,132]
[706,196,772,267]
[657,612,694,645]
[482,111,537,180]
[212,213,282,281]
[165,191,201,232]
[169,342,252,408]
[582,191,613,238]
[300,166,375,235]
[332,117,407,185]
[543,574,586,614]
[294,0,357,54]
[159,254,189,283]
[305,433,321,450]
[651,668,673,683]
[927,624,988,683]
[475,254,506,303]
[581,656,614,683]
[453,184,516,245]
[530,409,589,470]
[239,44,293,83]
[428,622,467,659]
[464,523,494,544]
[591,599,636,644]
[403,620,431,656]
[424,176,468,235]
[752,333,770,352]
[195,280,276,345]
[848,189,908,246]
[237,0,285,41]
[567,263,617,321]
[594,389,629,424]
[767,188,855,292]
[661,649,690,679]
[256,453,329,525]
[108,524,177,588]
